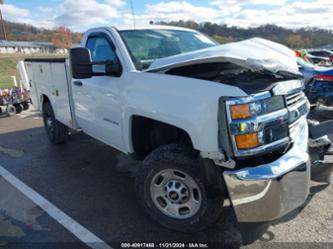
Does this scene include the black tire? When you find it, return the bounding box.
[13,103,22,114]
[135,143,224,233]
[42,102,68,144]
[7,105,16,116]
[22,102,29,111]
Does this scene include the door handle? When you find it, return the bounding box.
[74,81,83,87]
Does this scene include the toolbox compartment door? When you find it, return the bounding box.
[23,59,73,128]
[49,62,73,127]
[23,62,40,111]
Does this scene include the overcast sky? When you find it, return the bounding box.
[1,0,332,31]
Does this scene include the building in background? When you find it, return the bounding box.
[0,40,68,54]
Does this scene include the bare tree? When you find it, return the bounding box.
[0,0,7,40]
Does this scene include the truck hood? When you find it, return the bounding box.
[146,37,300,77]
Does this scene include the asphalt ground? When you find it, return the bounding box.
[0,107,333,249]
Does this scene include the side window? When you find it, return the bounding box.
[86,36,118,73]
[86,36,116,62]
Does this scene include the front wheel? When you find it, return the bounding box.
[42,102,68,144]
[135,144,224,233]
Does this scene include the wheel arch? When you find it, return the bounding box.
[40,94,60,120]
[40,94,50,105]
[128,114,196,160]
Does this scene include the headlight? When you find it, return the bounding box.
[226,93,287,152]
[229,96,284,121]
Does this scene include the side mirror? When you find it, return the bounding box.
[105,60,122,77]
[70,47,93,79]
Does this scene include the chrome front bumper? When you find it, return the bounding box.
[223,117,310,223]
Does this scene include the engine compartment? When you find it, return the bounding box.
[165,62,291,94]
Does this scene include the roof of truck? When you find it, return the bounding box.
[114,24,195,32]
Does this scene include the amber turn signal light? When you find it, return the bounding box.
[230,104,251,120]
[235,133,259,149]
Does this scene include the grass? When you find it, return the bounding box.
[0,54,67,90]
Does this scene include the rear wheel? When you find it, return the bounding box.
[135,144,224,233]
[42,102,68,144]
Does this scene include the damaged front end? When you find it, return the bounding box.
[221,81,311,242]
[147,37,302,95]
[221,83,333,242]
[148,38,333,242]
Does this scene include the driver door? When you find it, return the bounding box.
[72,34,125,151]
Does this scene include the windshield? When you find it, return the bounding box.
[118,29,218,70]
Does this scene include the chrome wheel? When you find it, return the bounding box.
[150,169,202,219]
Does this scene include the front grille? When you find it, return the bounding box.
[286,91,305,107]
[285,90,308,124]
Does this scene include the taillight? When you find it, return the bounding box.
[314,74,333,81]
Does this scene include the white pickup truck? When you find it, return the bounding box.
[19,25,320,241]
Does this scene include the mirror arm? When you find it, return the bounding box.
[74,61,107,66]
[92,72,106,76]
[92,61,107,65]
[76,63,92,66]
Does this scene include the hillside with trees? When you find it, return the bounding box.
[1,19,333,49]
[0,20,82,47]
[159,21,333,49]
